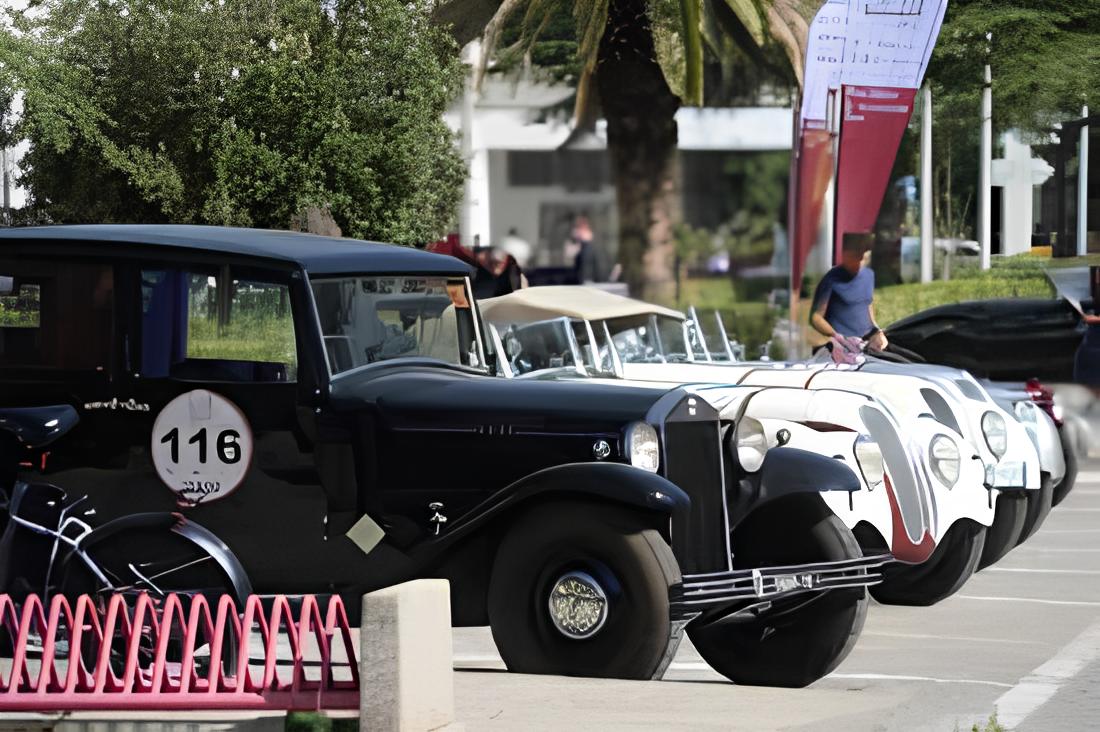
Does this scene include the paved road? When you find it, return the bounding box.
[3,464,1097,732]
[451,460,1100,731]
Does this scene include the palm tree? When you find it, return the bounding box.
[433,0,813,300]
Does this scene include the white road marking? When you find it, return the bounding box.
[1051,507,1100,512]
[828,673,1011,688]
[987,567,1100,575]
[862,631,1046,646]
[958,595,1100,607]
[454,655,505,667]
[452,656,1021,688]
[1073,471,1100,483]
[660,667,1014,687]
[1036,529,1100,534]
[995,620,1100,728]
[1017,547,1100,553]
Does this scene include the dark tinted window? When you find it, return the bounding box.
[0,260,114,373]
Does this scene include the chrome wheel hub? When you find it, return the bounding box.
[547,570,608,639]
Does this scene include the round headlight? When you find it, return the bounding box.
[981,411,1008,459]
[624,421,660,473]
[734,417,768,473]
[1014,401,1037,424]
[929,435,960,487]
[854,434,885,490]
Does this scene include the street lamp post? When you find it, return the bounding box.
[1078,105,1090,257]
[978,64,992,270]
[920,83,933,283]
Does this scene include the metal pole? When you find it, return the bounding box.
[1078,105,1090,257]
[978,65,992,270]
[459,41,480,249]
[829,88,843,264]
[1,146,9,225]
[788,100,801,360]
[920,83,933,282]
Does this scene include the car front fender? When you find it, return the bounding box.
[728,447,859,530]
[412,462,690,559]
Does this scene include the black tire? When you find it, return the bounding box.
[687,496,868,688]
[487,501,680,680]
[870,519,986,606]
[1017,473,1054,545]
[978,491,1028,570]
[58,526,249,677]
[1053,427,1078,507]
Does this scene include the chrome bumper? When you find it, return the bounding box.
[986,460,1028,490]
[669,554,892,621]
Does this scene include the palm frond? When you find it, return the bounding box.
[765,0,810,86]
[721,0,768,46]
[678,0,704,106]
[573,0,610,72]
[474,0,527,88]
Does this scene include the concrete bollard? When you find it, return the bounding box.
[360,579,458,732]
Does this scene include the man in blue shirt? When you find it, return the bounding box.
[810,233,888,351]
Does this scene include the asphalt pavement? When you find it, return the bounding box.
[3,462,1097,732]
[451,459,1100,731]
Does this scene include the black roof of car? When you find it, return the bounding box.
[0,224,472,277]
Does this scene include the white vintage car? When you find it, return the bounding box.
[498,287,1047,581]
[480,288,1000,605]
[689,309,1059,557]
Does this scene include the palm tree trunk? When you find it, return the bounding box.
[597,0,681,302]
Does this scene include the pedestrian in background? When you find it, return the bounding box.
[1074,265,1100,389]
[571,213,609,283]
[809,233,889,352]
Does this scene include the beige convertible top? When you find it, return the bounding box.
[479,285,685,325]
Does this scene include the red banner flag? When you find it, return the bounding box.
[791,124,835,289]
[833,85,917,261]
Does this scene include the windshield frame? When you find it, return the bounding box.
[496,316,588,379]
[603,313,697,365]
[306,271,487,381]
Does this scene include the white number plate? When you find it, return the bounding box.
[151,389,254,505]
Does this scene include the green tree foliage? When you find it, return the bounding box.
[1,0,466,244]
[926,1,1100,238]
[931,1,1100,134]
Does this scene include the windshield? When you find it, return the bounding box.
[694,310,731,361]
[311,275,482,374]
[498,318,584,376]
[605,314,691,363]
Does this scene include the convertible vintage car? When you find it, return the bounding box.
[479,286,1050,605]
[0,225,892,687]
[485,313,967,568]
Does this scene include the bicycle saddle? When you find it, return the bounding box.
[0,405,79,449]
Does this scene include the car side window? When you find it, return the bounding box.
[0,260,114,374]
[311,275,480,374]
[140,267,297,382]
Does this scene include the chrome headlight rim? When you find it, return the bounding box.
[623,421,660,473]
[733,416,768,473]
[853,434,885,491]
[981,411,1008,459]
[929,434,961,488]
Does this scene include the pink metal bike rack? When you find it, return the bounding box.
[0,593,359,711]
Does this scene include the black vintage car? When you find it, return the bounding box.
[0,225,888,687]
[886,297,1084,382]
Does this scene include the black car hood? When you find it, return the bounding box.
[327,361,672,426]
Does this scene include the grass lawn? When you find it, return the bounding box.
[875,256,1057,326]
[675,253,1084,342]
